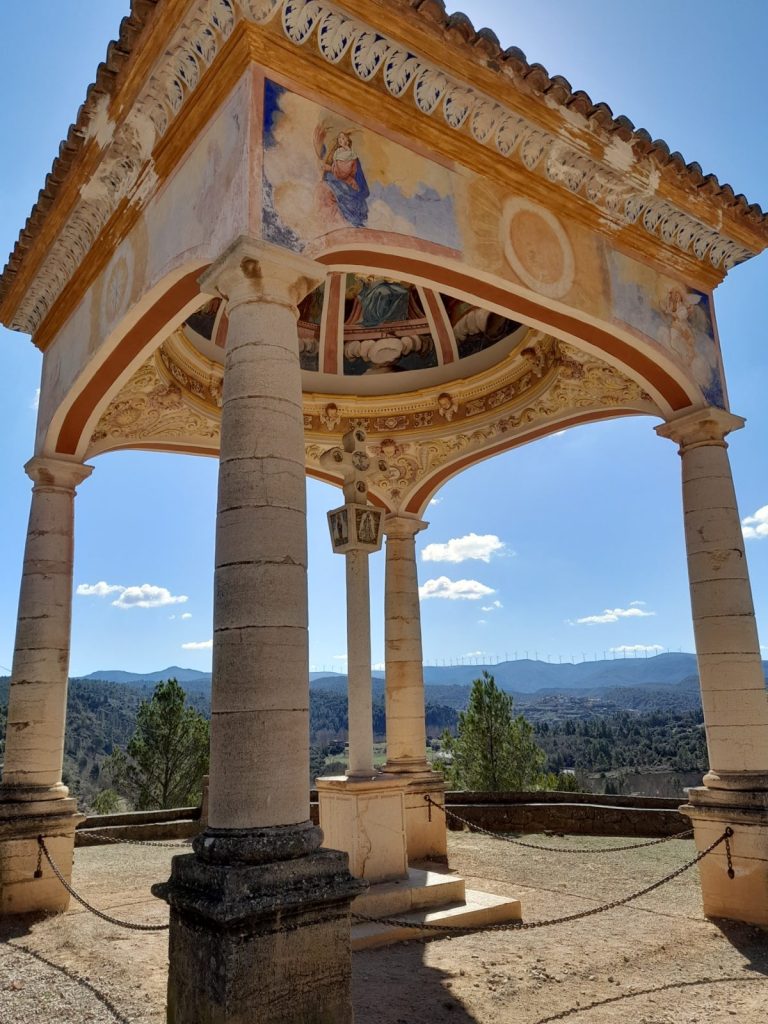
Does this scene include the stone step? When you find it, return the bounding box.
[351,888,523,951]
[353,866,465,918]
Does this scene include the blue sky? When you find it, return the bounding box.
[1,1,767,677]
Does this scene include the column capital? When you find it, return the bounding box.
[198,237,325,313]
[656,407,745,451]
[384,513,429,539]
[24,456,93,491]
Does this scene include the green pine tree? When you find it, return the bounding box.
[106,678,209,810]
[442,671,547,791]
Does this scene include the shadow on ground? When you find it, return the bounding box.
[714,918,768,975]
[530,976,768,1024]
[354,940,480,1024]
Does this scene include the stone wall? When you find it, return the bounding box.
[75,791,689,844]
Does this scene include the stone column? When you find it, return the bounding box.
[383,514,447,864]
[316,432,409,884]
[345,548,375,777]
[657,407,768,925]
[154,239,363,1024]
[0,456,91,915]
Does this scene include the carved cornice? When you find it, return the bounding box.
[6,0,239,335]
[3,0,761,338]
[267,0,756,271]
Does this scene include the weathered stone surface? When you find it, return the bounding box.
[155,848,365,1024]
[192,820,322,865]
[683,786,768,926]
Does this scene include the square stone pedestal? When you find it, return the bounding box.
[154,846,365,1024]
[401,773,448,864]
[317,775,408,883]
[0,795,84,914]
[682,786,768,926]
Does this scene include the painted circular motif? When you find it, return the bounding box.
[501,198,575,300]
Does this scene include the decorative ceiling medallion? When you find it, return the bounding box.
[501,198,575,300]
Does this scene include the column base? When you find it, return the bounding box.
[317,775,408,883]
[0,793,84,915]
[703,769,768,792]
[681,786,768,927]
[153,844,365,1024]
[397,772,448,865]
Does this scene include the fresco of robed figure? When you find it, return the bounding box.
[315,126,370,228]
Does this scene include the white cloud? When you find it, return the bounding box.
[610,644,665,654]
[181,612,192,620]
[742,505,768,540]
[465,650,486,657]
[77,581,188,609]
[31,389,40,411]
[113,585,188,609]
[481,600,503,612]
[76,581,125,598]
[422,533,507,564]
[419,576,495,601]
[182,639,212,650]
[629,600,646,607]
[574,606,655,625]
[429,497,442,507]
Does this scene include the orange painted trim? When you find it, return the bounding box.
[92,442,219,458]
[214,309,229,348]
[322,273,344,374]
[56,270,204,455]
[317,250,691,411]
[422,288,455,365]
[406,409,641,513]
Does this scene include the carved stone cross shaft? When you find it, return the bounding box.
[322,425,386,504]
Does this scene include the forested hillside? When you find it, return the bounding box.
[0,673,713,808]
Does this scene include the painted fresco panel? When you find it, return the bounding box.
[607,251,724,407]
[262,80,461,252]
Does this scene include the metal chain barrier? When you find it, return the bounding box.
[38,821,735,941]
[353,827,733,936]
[37,835,170,932]
[426,795,694,852]
[80,830,193,849]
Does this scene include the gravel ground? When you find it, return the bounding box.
[1,832,766,1023]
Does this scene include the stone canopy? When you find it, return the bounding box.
[2,0,766,515]
[2,4,768,1018]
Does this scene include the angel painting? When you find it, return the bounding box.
[314,126,369,228]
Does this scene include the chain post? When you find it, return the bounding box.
[724,826,735,879]
[34,834,44,878]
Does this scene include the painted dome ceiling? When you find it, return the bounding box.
[183,273,526,395]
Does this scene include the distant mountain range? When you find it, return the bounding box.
[72,652,768,698]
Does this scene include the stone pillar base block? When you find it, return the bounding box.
[0,796,83,915]
[317,775,408,883]
[154,847,365,1024]
[400,773,448,865]
[682,786,768,927]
